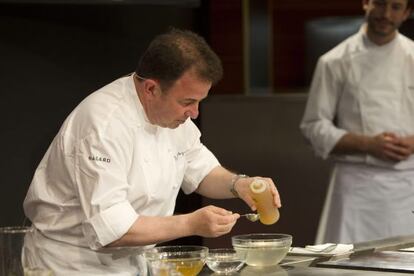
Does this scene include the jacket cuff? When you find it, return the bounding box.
[320,129,347,159]
[82,201,138,250]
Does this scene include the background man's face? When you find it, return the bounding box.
[363,0,411,37]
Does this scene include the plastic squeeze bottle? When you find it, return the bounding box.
[249,179,280,225]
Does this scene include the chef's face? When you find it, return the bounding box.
[148,69,211,129]
[363,0,411,39]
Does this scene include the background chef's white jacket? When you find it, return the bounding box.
[300,26,414,170]
[301,25,414,244]
[23,75,220,275]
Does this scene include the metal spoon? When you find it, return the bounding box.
[241,213,260,222]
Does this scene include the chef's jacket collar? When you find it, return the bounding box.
[360,23,399,50]
[126,74,158,133]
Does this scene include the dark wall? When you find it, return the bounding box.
[272,1,361,88]
[0,3,202,227]
[200,95,333,247]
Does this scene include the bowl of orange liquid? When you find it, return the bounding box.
[232,234,292,267]
[144,245,208,276]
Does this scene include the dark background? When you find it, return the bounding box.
[0,1,203,227]
[1,0,413,247]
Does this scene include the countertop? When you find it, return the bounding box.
[199,234,414,275]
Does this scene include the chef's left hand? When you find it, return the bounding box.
[234,177,281,211]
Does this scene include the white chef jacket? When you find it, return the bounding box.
[22,74,220,275]
[301,25,414,243]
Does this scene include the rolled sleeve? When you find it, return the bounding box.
[75,125,136,250]
[300,56,346,159]
[314,127,347,159]
[82,201,138,250]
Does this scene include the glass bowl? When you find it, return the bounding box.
[206,248,246,274]
[144,245,208,276]
[146,260,182,276]
[232,233,292,267]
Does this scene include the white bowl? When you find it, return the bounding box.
[232,233,292,267]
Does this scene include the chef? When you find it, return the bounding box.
[300,0,414,244]
[22,29,281,275]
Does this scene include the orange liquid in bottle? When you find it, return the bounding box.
[249,179,280,225]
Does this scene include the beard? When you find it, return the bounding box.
[367,16,400,37]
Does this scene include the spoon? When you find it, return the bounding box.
[241,213,260,222]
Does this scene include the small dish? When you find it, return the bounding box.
[206,248,246,274]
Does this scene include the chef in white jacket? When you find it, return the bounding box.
[301,0,414,244]
[22,29,281,275]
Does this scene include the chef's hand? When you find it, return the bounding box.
[234,177,281,211]
[187,205,239,238]
[368,132,412,161]
[394,135,414,156]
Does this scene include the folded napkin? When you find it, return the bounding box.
[289,243,354,256]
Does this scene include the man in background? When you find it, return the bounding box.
[301,0,414,244]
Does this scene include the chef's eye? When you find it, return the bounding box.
[392,4,404,11]
[180,101,195,107]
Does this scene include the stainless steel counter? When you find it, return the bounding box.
[199,234,414,275]
[199,264,410,275]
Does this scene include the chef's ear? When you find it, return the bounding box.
[143,79,159,96]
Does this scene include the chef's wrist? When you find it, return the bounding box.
[230,174,248,198]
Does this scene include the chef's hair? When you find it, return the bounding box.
[135,28,223,92]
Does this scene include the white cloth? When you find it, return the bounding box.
[289,243,353,256]
[301,26,414,244]
[22,75,220,275]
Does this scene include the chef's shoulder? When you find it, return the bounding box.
[314,32,361,79]
[398,33,414,59]
[318,32,361,65]
[60,77,136,140]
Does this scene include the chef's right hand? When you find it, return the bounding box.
[369,132,411,161]
[187,205,239,238]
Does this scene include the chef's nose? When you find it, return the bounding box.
[383,4,393,19]
[185,103,199,119]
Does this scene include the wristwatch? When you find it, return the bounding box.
[230,174,248,198]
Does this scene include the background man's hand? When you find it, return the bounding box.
[368,132,412,161]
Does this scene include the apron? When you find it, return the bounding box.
[316,162,414,244]
[22,227,148,276]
